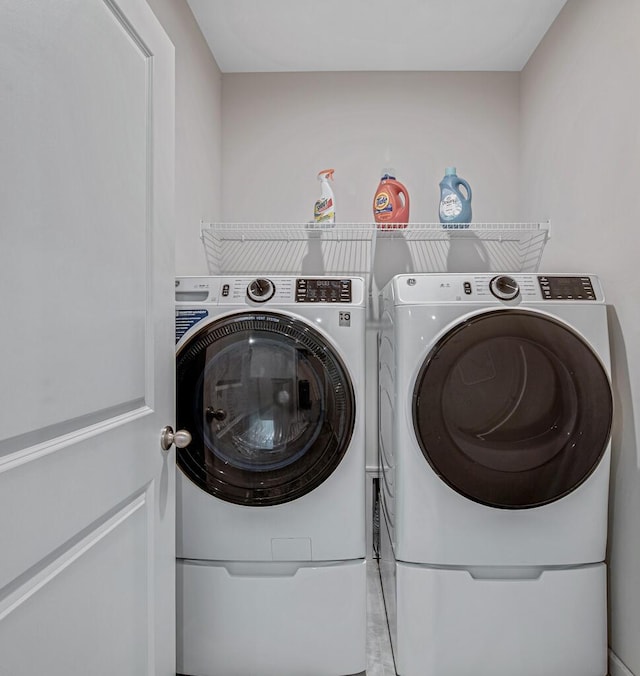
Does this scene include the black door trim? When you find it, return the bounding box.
[412,309,613,509]
[176,311,356,506]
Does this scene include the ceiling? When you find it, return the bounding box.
[186,0,567,73]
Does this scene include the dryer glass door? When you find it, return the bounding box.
[176,312,355,506]
[413,309,613,509]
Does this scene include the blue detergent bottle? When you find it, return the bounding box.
[439,167,472,227]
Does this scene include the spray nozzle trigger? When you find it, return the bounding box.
[318,168,335,181]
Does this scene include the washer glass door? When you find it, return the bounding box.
[176,312,355,506]
[413,309,613,509]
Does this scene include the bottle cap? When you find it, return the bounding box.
[381,167,396,180]
[318,168,335,181]
[445,167,457,176]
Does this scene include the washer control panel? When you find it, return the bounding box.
[295,278,352,303]
[175,276,365,306]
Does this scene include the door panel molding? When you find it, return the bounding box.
[0,490,148,621]
[0,401,151,465]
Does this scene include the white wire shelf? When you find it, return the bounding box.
[200,222,550,278]
[376,222,550,276]
[200,222,376,277]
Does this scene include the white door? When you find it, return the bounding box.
[0,0,176,674]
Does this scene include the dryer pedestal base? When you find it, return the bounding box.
[386,560,607,676]
[177,558,366,676]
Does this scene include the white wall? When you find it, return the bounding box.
[520,1,640,674]
[146,0,222,275]
[221,72,520,224]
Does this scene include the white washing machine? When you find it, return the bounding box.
[378,273,613,676]
[175,276,366,676]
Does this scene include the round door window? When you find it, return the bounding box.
[413,309,613,509]
[176,312,355,506]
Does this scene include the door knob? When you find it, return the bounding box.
[160,426,192,451]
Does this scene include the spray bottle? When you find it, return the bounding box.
[314,169,336,225]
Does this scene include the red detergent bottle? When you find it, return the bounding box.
[373,170,410,228]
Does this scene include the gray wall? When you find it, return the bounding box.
[520,2,640,674]
[221,71,520,224]
[147,0,222,275]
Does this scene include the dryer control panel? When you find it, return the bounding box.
[537,275,596,300]
[390,274,604,305]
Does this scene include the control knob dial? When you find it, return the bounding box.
[489,275,520,301]
[247,278,275,303]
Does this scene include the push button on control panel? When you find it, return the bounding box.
[463,281,472,295]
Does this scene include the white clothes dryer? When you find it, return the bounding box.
[378,273,613,676]
[175,276,366,676]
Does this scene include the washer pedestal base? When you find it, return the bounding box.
[177,558,366,676]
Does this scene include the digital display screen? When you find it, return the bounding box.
[296,278,352,303]
[538,276,596,300]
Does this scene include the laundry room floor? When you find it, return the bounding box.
[366,560,396,676]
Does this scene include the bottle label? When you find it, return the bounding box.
[314,197,334,222]
[375,191,393,215]
[440,190,462,218]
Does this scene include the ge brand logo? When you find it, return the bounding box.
[407,278,417,286]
